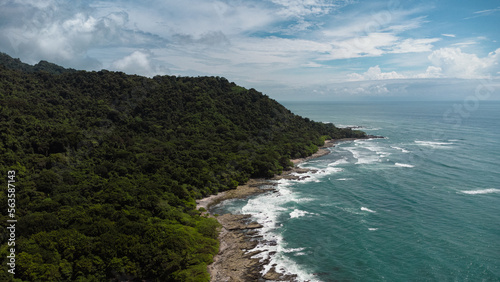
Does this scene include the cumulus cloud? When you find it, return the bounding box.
[0,1,165,69]
[0,0,446,80]
[1,0,498,101]
[348,48,500,81]
[414,66,443,78]
[348,65,405,81]
[324,81,410,98]
[323,78,499,100]
[428,47,500,79]
[110,50,168,77]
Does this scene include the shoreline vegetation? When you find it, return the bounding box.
[0,53,372,281]
[197,137,381,281]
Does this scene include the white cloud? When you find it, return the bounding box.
[319,14,438,60]
[428,47,500,79]
[383,15,429,33]
[326,33,398,59]
[451,36,489,48]
[19,0,54,8]
[452,41,478,47]
[471,6,500,17]
[1,0,498,101]
[128,0,276,38]
[474,6,500,15]
[302,62,324,68]
[347,65,405,81]
[111,50,168,77]
[269,0,349,17]
[322,11,426,39]
[390,38,440,54]
[172,31,231,46]
[321,78,500,100]
[323,34,438,60]
[0,1,165,69]
[0,0,440,82]
[414,66,443,78]
[323,81,402,97]
[465,6,500,19]
[348,48,500,81]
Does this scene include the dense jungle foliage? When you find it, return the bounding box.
[0,53,365,281]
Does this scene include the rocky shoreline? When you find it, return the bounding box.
[196,137,381,281]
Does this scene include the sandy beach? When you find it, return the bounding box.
[196,138,365,281]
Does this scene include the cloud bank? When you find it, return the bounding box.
[0,0,499,100]
[348,47,500,81]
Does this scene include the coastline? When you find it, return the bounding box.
[196,137,374,281]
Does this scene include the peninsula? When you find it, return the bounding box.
[0,53,366,281]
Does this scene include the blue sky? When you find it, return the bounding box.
[1,0,499,100]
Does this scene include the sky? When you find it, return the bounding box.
[1,0,499,101]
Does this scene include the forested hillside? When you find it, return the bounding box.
[0,53,365,281]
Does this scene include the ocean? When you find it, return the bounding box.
[211,101,500,281]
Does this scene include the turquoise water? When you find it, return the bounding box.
[212,101,500,281]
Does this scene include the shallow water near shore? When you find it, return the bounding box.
[212,101,500,281]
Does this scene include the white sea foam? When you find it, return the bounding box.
[460,188,500,195]
[361,207,376,213]
[291,162,344,183]
[395,163,415,168]
[368,228,379,231]
[415,140,454,149]
[294,197,315,203]
[282,247,307,253]
[338,124,362,129]
[320,167,344,174]
[241,182,319,281]
[328,158,349,167]
[343,140,394,165]
[415,141,453,145]
[252,247,318,282]
[288,172,320,183]
[337,178,353,181]
[237,140,384,280]
[290,209,313,218]
[338,207,365,215]
[365,144,391,157]
[344,146,380,165]
[391,146,410,153]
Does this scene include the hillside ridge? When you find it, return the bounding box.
[0,53,365,281]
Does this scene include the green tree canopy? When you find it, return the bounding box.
[0,53,365,281]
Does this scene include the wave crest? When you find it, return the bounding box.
[361,207,376,213]
[460,188,500,195]
[395,163,414,168]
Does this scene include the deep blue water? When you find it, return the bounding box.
[212,101,500,281]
